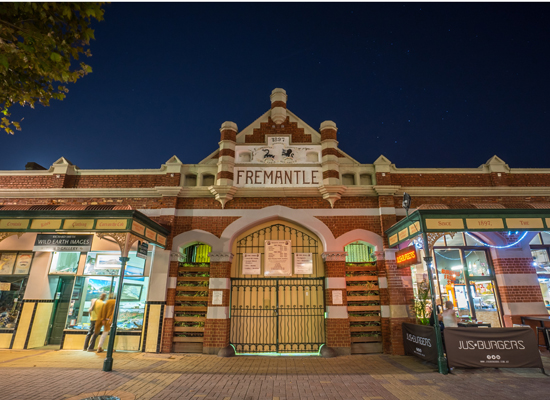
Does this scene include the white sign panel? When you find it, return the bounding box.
[234,167,322,187]
[264,240,292,276]
[294,253,313,275]
[212,291,223,305]
[236,143,321,164]
[332,290,343,305]
[242,253,261,275]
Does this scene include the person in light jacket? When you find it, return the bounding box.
[84,292,106,351]
[96,293,116,353]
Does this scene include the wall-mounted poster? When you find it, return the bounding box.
[14,253,33,274]
[264,240,292,276]
[242,253,261,275]
[0,253,17,275]
[332,290,343,305]
[212,291,223,305]
[294,253,313,275]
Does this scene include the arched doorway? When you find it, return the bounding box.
[230,220,325,354]
[173,242,212,353]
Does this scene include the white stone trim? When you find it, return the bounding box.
[326,306,347,319]
[501,302,547,315]
[172,230,225,253]
[165,305,174,319]
[380,305,409,318]
[167,277,177,289]
[381,305,390,318]
[378,277,388,289]
[384,248,398,261]
[206,306,230,319]
[495,274,540,287]
[389,305,409,318]
[322,252,348,262]
[209,278,230,289]
[325,277,346,289]
[208,252,234,262]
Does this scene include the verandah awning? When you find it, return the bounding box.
[0,205,169,248]
[385,206,550,248]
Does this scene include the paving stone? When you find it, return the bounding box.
[0,350,549,399]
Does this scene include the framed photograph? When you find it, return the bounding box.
[95,254,121,269]
[0,253,17,275]
[121,283,143,302]
[13,253,33,274]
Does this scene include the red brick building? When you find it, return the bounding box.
[0,88,549,356]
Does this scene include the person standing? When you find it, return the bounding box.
[96,293,116,353]
[84,292,106,351]
[442,300,458,328]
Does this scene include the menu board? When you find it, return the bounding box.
[14,253,33,274]
[242,253,261,275]
[0,253,16,275]
[264,240,292,276]
[294,253,313,275]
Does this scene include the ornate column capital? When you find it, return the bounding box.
[96,232,141,256]
[208,252,234,263]
[0,232,23,244]
[322,252,348,262]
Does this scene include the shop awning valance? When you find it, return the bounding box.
[385,203,550,248]
[0,205,169,248]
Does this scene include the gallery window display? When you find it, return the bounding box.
[0,251,33,329]
[49,252,80,274]
[47,250,148,332]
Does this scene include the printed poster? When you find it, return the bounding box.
[212,291,223,305]
[294,253,313,275]
[242,253,261,275]
[0,253,16,275]
[332,290,343,305]
[14,253,33,274]
[264,240,292,276]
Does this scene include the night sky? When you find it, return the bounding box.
[3,3,550,171]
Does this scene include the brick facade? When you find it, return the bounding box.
[1,88,549,357]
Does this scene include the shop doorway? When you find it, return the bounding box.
[230,221,325,354]
[47,276,75,345]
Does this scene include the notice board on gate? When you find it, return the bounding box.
[444,327,544,370]
[402,323,438,364]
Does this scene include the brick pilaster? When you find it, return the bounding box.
[203,252,233,354]
[322,252,351,355]
[492,256,546,326]
[160,260,179,353]
[380,250,415,355]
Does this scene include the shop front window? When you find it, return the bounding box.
[464,251,491,277]
[434,249,472,319]
[530,232,550,313]
[0,276,28,329]
[65,275,148,331]
[50,252,80,274]
[432,233,501,326]
[84,251,145,276]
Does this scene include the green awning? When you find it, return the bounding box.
[0,209,169,248]
[385,208,550,248]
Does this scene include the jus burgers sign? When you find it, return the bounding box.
[402,323,438,364]
[444,327,543,370]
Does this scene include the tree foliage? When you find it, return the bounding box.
[0,2,105,134]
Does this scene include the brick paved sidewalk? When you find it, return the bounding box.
[0,349,548,400]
